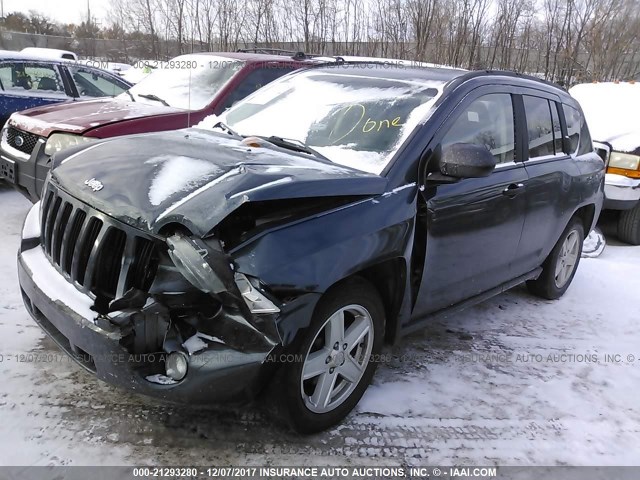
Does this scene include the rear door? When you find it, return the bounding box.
[413,87,529,316]
[513,91,583,276]
[64,65,129,99]
[0,61,70,124]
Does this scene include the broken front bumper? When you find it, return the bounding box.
[17,204,280,404]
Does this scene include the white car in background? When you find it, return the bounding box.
[570,82,640,245]
[21,47,78,61]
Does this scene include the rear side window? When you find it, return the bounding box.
[563,104,593,156]
[220,66,296,111]
[68,66,127,98]
[0,62,66,95]
[523,95,561,158]
[442,93,515,164]
[550,101,563,154]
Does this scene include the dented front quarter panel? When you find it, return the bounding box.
[229,186,418,345]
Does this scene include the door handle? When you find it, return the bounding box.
[502,183,525,197]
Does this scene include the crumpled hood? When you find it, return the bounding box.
[50,129,388,237]
[9,98,182,137]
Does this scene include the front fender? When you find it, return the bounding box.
[231,188,417,343]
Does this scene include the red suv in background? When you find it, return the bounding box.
[0,51,325,201]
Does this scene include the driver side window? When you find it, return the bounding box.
[442,93,515,164]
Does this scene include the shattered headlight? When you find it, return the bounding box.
[44,133,96,156]
[234,273,280,314]
[167,233,279,314]
[167,233,226,294]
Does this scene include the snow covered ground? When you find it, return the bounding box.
[1,184,639,466]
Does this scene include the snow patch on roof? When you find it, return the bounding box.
[569,82,640,152]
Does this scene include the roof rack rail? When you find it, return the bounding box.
[236,48,308,60]
[304,53,346,61]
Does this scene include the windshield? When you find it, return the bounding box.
[217,70,443,174]
[122,55,244,110]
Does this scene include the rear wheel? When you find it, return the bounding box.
[280,278,384,433]
[617,203,640,245]
[527,218,584,300]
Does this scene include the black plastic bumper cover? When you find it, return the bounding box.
[18,249,277,405]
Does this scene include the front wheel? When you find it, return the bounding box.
[527,218,584,300]
[280,277,384,433]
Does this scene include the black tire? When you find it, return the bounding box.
[618,203,640,245]
[279,277,384,433]
[527,218,584,300]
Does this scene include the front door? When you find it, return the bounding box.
[413,91,529,316]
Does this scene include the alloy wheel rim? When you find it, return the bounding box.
[300,304,374,414]
[555,230,580,288]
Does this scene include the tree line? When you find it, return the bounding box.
[2,0,639,85]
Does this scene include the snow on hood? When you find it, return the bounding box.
[8,99,181,137]
[146,155,223,206]
[569,82,640,153]
[9,112,85,135]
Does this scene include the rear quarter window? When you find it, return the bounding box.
[563,104,593,156]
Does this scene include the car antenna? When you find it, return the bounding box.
[187,66,192,128]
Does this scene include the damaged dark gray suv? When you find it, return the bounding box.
[18,64,604,432]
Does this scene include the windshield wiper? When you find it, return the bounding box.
[211,121,241,137]
[137,93,169,106]
[124,90,135,102]
[259,136,328,161]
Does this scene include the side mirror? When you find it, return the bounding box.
[440,143,497,178]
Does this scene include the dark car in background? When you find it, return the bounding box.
[0,50,130,126]
[0,51,130,184]
[17,64,604,433]
[0,51,326,201]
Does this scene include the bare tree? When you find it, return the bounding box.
[72,0,640,82]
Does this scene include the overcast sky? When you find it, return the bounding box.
[2,0,108,24]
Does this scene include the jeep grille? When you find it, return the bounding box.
[40,183,159,301]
